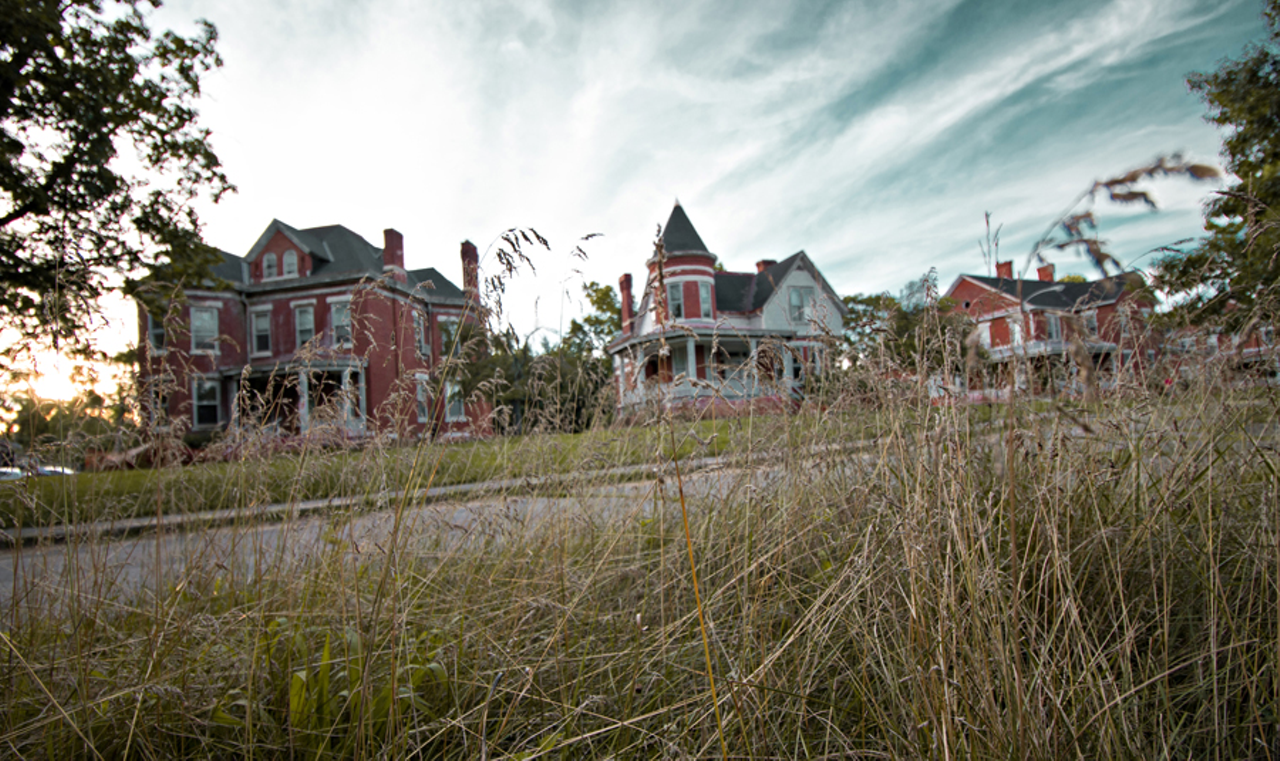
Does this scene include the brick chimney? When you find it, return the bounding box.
[460,240,479,302]
[996,260,1013,279]
[1037,263,1055,282]
[619,273,634,336]
[383,228,407,283]
[756,259,777,273]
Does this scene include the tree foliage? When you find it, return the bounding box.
[561,281,621,356]
[843,271,976,376]
[1158,0,1280,323]
[1,0,232,364]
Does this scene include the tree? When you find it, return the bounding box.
[561,281,621,356]
[1157,0,1280,323]
[1,0,232,367]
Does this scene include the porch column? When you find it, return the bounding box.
[783,342,794,394]
[686,337,697,392]
[297,371,310,432]
[749,338,759,397]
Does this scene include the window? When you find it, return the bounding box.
[445,381,466,423]
[191,306,218,352]
[1083,312,1098,337]
[789,287,815,322]
[672,347,688,379]
[439,317,460,358]
[1260,326,1274,346]
[414,311,431,358]
[1045,314,1062,342]
[1008,314,1023,346]
[1119,309,1131,337]
[295,305,314,347]
[1179,336,1196,354]
[282,250,298,277]
[699,281,712,319]
[193,377,220,427]
[251,310,271,355]
[147,313,166,351]
[331,302,352,347]
[416,375,430,423]
[262,253,277,279]
[667,283,684,320]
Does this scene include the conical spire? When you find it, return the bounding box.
[661,201,709,254]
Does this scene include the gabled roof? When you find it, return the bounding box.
[660,202,710,254]
[709,251,847,316]
[953,273,1142,312]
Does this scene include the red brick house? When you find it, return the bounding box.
[137,219,489,440]
[945,260,1160,384]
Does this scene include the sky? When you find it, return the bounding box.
[21,0,1272,397]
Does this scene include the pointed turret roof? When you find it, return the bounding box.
[661,202,710,254]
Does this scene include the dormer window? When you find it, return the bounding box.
[263,253,277,279]
[283,250,298,277]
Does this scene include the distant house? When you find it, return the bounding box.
[945,260,1160,380]
[606,203,847,409]
[137,219,489,440]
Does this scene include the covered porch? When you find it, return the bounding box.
[612,329,830,409]
[234,359,368,435]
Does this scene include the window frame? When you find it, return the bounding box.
[190,306,219,354]
[414,311,432,359]
[262,253,277,279]
[415,374,431,423]
[331,301,352,348]
[147,313,166,352]
[667,283,684,320]
[438,316,460,359]
[699,281,712,319]
[444,380,466,423]
[250,309,272,356]
[193,377,221,428]
[1044,313,1062,342]
[294,305,315,348]
[789,286,815,323]
[282,250,298,277]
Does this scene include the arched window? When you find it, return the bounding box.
[262,253,277,279]
[283,250,298,277]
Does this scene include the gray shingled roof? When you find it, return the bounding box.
[210,220,465,302]
[965,273,1139,310]
[211,250,247,284]
[406,267,465,300]
[661,203,710,254]
[713,271,755,312]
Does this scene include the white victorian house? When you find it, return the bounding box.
[607,203,847,410]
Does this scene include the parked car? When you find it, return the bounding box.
[31,465,76,477]
[0,467,25,481]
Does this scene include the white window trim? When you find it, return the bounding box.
[294,305,315,349]
[190,305,220,354]
[667,283,684,320]
[789,286,815,324]
[192,376,221,429]
[699,281,712,319]
[438,316,460,358]
[331,301,353,348]
[282,250,298,277]
[289,298,317,308]
[262,252,278,280]
[415,373,431,423]
[444,380,466,423]
[250,308,272,358]
[146,313,168,355]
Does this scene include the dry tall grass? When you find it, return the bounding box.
[2,325,1277,760]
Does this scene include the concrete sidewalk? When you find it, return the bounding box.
[0,454,740,550]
